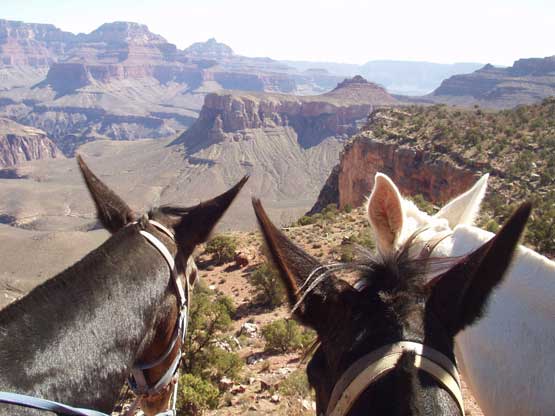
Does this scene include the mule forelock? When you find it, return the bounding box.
[296,231,458,317]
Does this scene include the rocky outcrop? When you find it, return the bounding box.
[310,134,478,213]
[0,118,64,166]
[184,38,234,60]
[431,56,555,108]
[0,19,76,67]
[510,56,555,76]
[84,21,168,44]
[177,76,398,149]
[335,137,478,208]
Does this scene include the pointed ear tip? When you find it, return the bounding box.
[251,198,267,221]
[239,175,249,186]
[476,173,489,187]
[76,154,86,168]
[251,197,262,211]
[230,175,249,192]
[515,201,533,222]
[497,201,532,240]
[374,172,388,184]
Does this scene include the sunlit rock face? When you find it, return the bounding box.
[0,118,64,167]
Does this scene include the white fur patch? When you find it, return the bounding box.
[366,173,555,415]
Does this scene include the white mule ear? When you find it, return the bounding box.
[434,174,489,227]
[367,173,405,256]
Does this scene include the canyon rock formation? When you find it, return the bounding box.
[430,56,555,108]
[0,118,63,167]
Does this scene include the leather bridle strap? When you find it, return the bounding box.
[128,220,190,402]
[326,341,464,416]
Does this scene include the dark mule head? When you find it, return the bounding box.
[252,198,530,415]
[78,155,247,415]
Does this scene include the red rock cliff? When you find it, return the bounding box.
[336,136,478,208]
[0,118,64,167]
[310,133,478,214]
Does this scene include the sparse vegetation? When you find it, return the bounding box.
[351,226,375,250]
[178,284,243,413]
[261,319,315,353]
[176,373,220,415]
[322,203,339,221]
[411,194,436,215]
[249,262,286,307]
[296,215,317,226]
[205,235,238,265]
[279,369,311,398]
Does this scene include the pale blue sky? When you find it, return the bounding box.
[2,0,554,65]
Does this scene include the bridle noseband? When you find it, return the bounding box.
[127,219,194,415]
[326,341,464,416]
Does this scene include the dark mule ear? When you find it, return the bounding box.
[252,198,354,331]
[174,176,249,255]
[428,202,531,335]
[77,155,137,233]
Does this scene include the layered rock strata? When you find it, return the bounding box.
[177,76,398,149]
[0,118,64,166]
[431,56,555,108]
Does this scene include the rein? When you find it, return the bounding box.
[326,341,464,416]
[0,219,192,416]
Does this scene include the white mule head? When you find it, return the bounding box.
[367,173,489,257]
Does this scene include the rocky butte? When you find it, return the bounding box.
[177,76,399,150]
[0,118,63,168]
[429,56,555,108]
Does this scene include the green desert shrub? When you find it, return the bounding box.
[261,319,315,353]
[279,369,311,398]
[339,245,356,263]
[297,215,317,226]
[322,203,339,221]
[176,373,219,415]
[182,284,242,383]
[205,235,237,264]
[249,262,286,307]
[411,194,435,215]
[351,226,375,250]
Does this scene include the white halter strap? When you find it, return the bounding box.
[326,341,464,416]
[138,231,186,305]
[127,219,194,415]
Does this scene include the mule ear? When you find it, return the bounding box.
[77,155,137,233]
[434,174,489,227]
[428,202,531,335]
[367,173,405,257]
[174,176,248,255]
[252,198,353,331]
